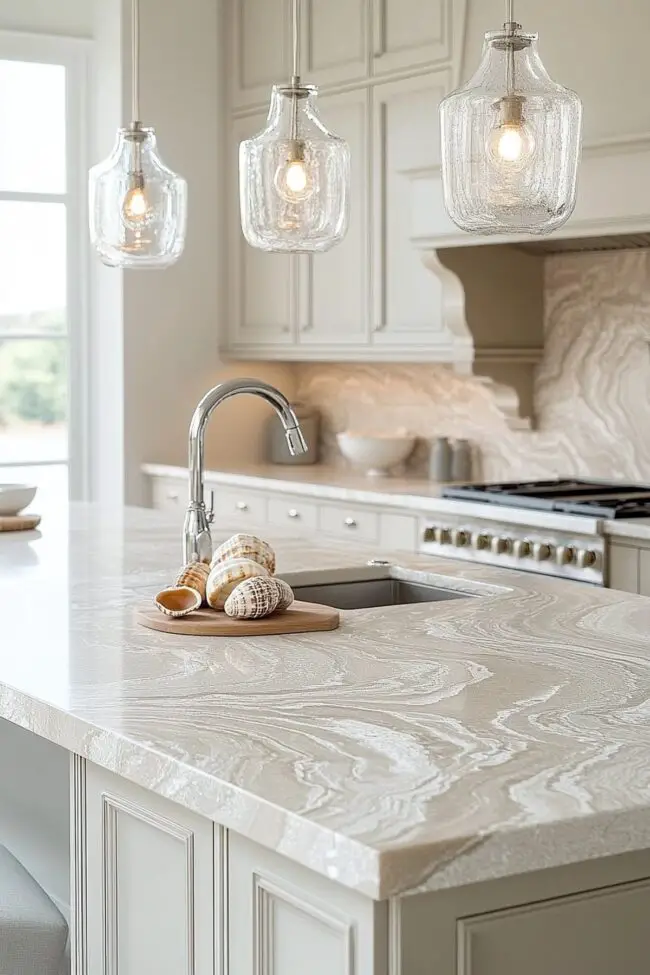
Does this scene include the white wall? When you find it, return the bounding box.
[0,0,92,35]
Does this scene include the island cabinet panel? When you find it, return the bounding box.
[228,832,386,975]
[83,763,220,975]
[638,548,650,597]
[608,542,640,593]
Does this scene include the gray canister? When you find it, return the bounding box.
[266,403,321,464]
[451,439,473,482]
[429,437,453,482]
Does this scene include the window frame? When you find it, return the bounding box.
[0,30,90,499]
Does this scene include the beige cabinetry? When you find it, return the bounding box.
[228,0,292,110]
[608,540,650,595]
[639,548,650,597]
[305,0,369,87]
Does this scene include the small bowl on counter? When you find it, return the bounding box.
[0,484,37,516]
[336,432,415,477]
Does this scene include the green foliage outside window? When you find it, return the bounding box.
[0,339,67,426]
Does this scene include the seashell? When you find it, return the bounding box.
[224,576,281,619]
[154,585,202,618]
[274,579,294,612]
[211,533,276,575]
[206,557,269,610]
[175,561,210,603]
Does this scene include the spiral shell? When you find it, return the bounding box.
[154,585,202,618]
[224,576,280,619]
[274,579,294,612]
[174,561,210,603]
[206,557,269,610]
[211,533,276,575]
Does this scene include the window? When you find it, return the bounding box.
[0,34,88,507]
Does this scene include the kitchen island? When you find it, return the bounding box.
[1,504,650,974]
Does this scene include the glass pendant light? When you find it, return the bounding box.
[88,0,187,268]
[440,0,582,236]
[239,0,350,253]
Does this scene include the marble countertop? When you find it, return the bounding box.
[2,504,650,899]
[604,518,650,543]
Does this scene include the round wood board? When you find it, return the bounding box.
[135,600,340,637]
[0,514,41,532]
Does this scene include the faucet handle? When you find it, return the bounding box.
[207,489,215,524]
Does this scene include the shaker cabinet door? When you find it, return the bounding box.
[304,0,369,87]
[298,87,370,348]
[229,0,291,110]
[84,763,218,975]
[371,0,462,76]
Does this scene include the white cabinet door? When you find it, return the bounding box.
[229,0,291,110]
[227,112,297,354]
[229,832,383,975]
[299,87,370,349]
[372,0,461,76]
[609,543,640,593]
[304,0,369,87]
[84,763,218,975]
[371,71,468,358]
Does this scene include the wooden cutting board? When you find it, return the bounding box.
[135,600,340,637]
[0,514,41,532]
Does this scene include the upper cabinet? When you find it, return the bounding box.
[372,0,463,77]
[229,0,291,110]
[304,0,369,88]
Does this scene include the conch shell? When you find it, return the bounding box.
[211,533,276,575]
[154,585,202,618]
[175,561,209,603]
[206,557,269,610]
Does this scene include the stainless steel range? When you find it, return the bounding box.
[420,480,650,587]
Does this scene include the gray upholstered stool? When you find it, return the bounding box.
[0,845,68,975]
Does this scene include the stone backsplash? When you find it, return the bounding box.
[295,250,650,481]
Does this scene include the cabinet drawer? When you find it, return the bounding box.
[151,477,187,512]
[211,486,268,529]
[268,495,319,532]
[319,503,379,543]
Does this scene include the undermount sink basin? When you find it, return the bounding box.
[290,568,476,611]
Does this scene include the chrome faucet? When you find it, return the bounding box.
[183,379,308,563]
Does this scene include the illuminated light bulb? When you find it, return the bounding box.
[487,120,536,169]
[273,144,315,203]
[122,182,152,229]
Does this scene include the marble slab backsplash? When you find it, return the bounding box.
[295,250,650,482]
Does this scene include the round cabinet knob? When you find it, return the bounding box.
[451,529,469,548]
[236,501,249,511]
[532,541,553,562]
[577,548,598,568]
[556,545,576,566]
[434,527,451,545]
[344,517,357,529]
[287,508,300,519]
[491,536,512,555]
[513,539,531,559]
[472,532,490,551]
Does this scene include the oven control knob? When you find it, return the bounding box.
[491,536,512,555]
[556,545,576,566]
[532,541,553,562]
[451,529,469,548]
[434,527,451,545]
[577,548,598,569]
[471,532,490,550]
[513,539,531,559]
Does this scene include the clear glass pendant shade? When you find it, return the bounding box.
[239,85,350,253]
[89,125,187,268]
[440,28,582,235]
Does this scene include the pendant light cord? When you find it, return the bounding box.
[505,0,515,95]
[290,0,301,141]
[131,0,141,123]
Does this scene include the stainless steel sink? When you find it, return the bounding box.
[292,577,472,611]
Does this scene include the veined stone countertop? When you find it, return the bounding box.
[2,504,650,900]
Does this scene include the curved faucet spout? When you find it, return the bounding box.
[183,379,308,563]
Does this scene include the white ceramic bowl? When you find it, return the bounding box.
[0,484,37,516]
[336,432,415,477]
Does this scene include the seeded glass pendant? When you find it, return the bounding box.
[89,0,187,267]
[440,0,582,236]
[239,0,350,252]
